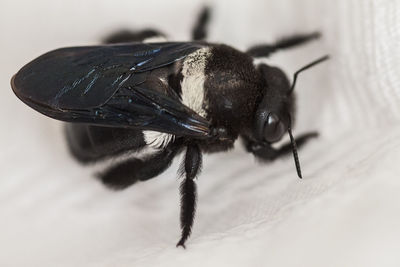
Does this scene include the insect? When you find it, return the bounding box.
[11,7,328,247]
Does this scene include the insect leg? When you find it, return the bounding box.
[245,132,318,161]
[176,144,202,248]
[99,143,182,190]
[102,29,166,44]
[247,32,321,58]
[192,6,211,41]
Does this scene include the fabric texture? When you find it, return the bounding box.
[1,0,399,266]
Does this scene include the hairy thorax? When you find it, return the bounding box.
[203,45,263,142]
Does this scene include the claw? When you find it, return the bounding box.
[176,239,187,249]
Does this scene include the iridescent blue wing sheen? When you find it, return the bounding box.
[11,42,210,138]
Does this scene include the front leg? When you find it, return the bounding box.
[176,144,202,248]
[246,32,320,58]
[245,132,318,161]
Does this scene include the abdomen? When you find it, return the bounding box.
[65,124,146,163]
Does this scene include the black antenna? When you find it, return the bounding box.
[288,126,302,179]
[289,55,330,95]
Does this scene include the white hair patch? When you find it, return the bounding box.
[181,47,211,117]
[143,36,167,43]
[88,146,159,174]
[143,130,175,149]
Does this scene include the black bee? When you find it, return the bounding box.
[11,7,328,247]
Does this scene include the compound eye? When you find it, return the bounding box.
[263,113,285,143]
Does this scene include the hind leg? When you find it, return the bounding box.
[99,141,183,189]
[104,6,211,44]
[191,6,211,41]
[102,29,166,44]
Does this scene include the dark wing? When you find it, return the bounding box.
[11,42,210,138]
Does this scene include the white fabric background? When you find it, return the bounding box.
[1,0,400,266]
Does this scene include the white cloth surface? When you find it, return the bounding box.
[1,0,400,266]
